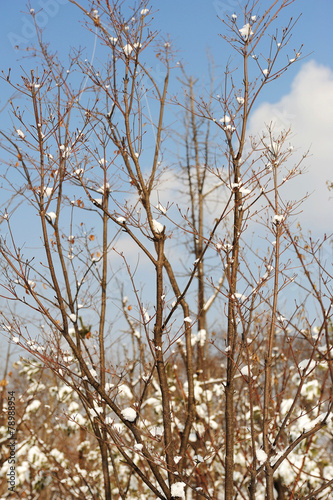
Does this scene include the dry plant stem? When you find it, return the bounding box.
[240,301,257,499]
[162,194,233,332]
[301,477,333,500]
[291,433,316,498]
[148,70,169,194]
[286,226,333,385]
[110,417,170,498]
[224,159,243,500]
[162,258,195,465]
[107,444,125,500]
[95,424,111,499]
[105,426,168,500]
[270,407,332,474]
[81,367,171,497]
[99,187,109,380]
[99,191,110,498]
[154,233,176,486]
[224,36,249,500]
[245,341,257,500]
[263,160,281,500]
[32,80,76,321]
[189,78,206,377]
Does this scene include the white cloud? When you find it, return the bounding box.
[248,60,333,232]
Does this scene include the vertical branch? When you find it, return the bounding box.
[162,259,195,466]
[263,146,281,500]
[99,169,111,499]
[224,159,243,500]
[188,79,206,378]
[154,233,176,488]
[224,40,248,500]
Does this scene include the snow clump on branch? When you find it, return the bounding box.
[239,24,253,41]
[121,407,137,422]
[152,219,164,234]
[171,482,186,499]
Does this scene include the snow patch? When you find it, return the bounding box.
[121,407,137,422]
[171,482,186,499]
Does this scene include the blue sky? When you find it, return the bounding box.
[0,1,332,362]
[1,0,331,231]
[0,0,332,267]
[1,1,332,101]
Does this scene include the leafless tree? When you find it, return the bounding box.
[0,1,332,499]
